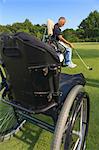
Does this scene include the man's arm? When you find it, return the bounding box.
[58,35,74,48]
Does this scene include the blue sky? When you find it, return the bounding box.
[0,0,99,29]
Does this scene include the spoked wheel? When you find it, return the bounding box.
[51,85,90,150]
[0,64,26,142]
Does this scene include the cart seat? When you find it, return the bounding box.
[1,32,86,113]
[1,32,60,111]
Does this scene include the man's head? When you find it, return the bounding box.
[58,17,66,27]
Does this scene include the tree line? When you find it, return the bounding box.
[0,10,99,42]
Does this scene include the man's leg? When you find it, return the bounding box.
[64,47,72,65]
[59,41,77,68]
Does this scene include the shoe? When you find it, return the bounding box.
[62,64,68,67]
[67,63,77,68]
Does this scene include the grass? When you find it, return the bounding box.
[0,42,99,150]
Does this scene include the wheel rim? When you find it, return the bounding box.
[61,93,89,150]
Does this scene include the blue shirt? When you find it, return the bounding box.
[52,23,62,41]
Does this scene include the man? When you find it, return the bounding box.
[52,17,77,68]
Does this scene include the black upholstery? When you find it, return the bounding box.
[59,73,86,102]
[1,32,86,112]
[1,32,60,111]
[14,32,60,64]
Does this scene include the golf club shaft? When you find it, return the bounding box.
[74,49,89,69]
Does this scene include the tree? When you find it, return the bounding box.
[78,10,99,41]
[63,29,79,42]
[0,19,45,40]
[0,10,99,42]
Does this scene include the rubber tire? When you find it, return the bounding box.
[51,85,87,150]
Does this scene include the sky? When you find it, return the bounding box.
[0,0,99,29]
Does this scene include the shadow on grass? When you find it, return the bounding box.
[14,123,42,150]
[86,78,99,88]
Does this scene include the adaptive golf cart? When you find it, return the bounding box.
[0,32,90,150]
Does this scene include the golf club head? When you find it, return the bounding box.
[87,66,93,70]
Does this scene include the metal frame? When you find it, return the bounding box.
[17,110,55,133]
[2,96,59,133]
[2,85,88,136]
[2,97,58,134]
[0,65,88,135]
[0,64,90,150]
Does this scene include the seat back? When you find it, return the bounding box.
[1,32,60,111]
[47,19,54,36]
[42,19,54,43]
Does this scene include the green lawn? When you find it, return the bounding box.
[0,42,99,150]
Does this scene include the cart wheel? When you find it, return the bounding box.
[0,64,26,142]
[51,85,90,150]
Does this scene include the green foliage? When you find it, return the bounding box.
[0,10,99,42]
[63,29,79,42]
[0,19,45,40]
[63,10,99,42]
[78,10,99,41]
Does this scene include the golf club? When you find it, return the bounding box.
[74,49,93,70]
